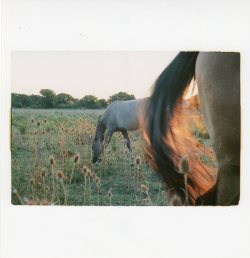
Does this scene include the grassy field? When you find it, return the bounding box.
[11,108,169,206]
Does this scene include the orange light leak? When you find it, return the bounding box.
[142,84,217,204]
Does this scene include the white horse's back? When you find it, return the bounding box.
[101,98,148,131]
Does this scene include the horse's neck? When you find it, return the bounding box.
[95,120,105,142]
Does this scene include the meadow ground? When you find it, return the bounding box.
[11,108,170,206]
[11,108,216,206]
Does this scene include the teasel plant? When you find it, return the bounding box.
[95,176,101,205]
[49,155,56,203]
[30,178,36,201]
[168,193,183,206]
[81,165,88,204]
[69,153,80,184]
[140,184,152,205]
[178,156,190,205]
[59,125,66,167]
[45,186,49,201]
[108,188,113,206]
[86,168,93,204]
[41,168,47,199]
[56,170,67,205]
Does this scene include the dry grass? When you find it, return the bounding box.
[11,108,169,206]
[11,108,217,206]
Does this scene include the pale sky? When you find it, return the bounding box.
[11,51,178,99]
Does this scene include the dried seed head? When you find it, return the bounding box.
[90,170,95,178]
[49,155,55,166]
[56,170,65,180]
[86,169,92,178]
[179,156,189,174]
[74,154,80,164]
[95,176,101,185]
[108,188,113,197]
[81,166,88,175]
[135,157,141,165]
[41,168,46,177]
[169,194,183,206]
[140,184,149,193]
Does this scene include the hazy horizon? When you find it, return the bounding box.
[11,51,178,99]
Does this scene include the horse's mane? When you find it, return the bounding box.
[94,115,104,142]
[143,52,216,204]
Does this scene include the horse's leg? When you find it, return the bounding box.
[121,130,132,151]
[196,52,240,205]
[104,129,114,147]
[216,160,240,205]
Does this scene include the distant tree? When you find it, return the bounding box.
[107,92,135,104]
[29,94,43,107]
[40,89,56,108]
[56,93,74,106]
[12,93,21,108]
[80,95,98,109]
[11,93,31,108]
[98,99,108,108]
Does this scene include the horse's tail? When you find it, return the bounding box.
[144,51,200,203]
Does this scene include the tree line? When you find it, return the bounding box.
[11,89,135,109]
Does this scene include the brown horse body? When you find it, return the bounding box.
[144,52,240,205]
[195,53,240,205]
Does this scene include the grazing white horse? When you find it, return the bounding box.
[92,98,148,165]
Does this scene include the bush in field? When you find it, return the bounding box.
[12,93,31,108]
[97,99,108,108]
[40,89,56,108]
[56,93,75,106]
[80,95,98,109]
[107,92,135,104]
[29,94,43,107]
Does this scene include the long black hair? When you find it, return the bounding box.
[145,52,199,203]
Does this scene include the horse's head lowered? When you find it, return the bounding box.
[91,139,103,166]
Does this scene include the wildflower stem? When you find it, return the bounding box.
[51,165,55,202]
[31,185,35,201]
[69,163,75,184]
[61,180,67,205]
[14,191,24,205]
[184,174,189,205]
[42,177,46,199]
